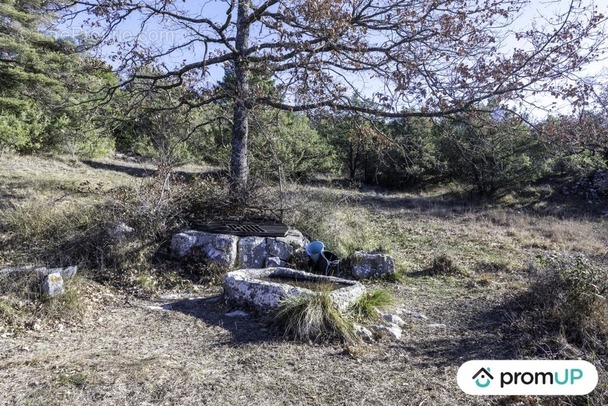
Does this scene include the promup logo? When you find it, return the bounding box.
[472,368,494,388]
[458,360,598,396]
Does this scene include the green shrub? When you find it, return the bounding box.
[0,104,49,154]
[249,111,339,181]
[436,111,545,198]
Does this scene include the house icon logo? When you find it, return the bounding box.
[472,367,494,388]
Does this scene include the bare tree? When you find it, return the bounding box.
[61,0,607,195]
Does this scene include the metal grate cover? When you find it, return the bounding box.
[225,224,266,234]
[190,220,288,237]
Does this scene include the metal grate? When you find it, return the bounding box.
[225,224,266,234]
[190,220,288,237]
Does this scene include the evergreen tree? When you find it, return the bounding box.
[0,0,116,155]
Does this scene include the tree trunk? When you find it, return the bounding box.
[229,0,251,197]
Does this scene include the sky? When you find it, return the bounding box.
[55,0,608,119]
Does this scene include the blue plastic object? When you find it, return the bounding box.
[305,240,325,263]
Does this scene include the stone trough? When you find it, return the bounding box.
[224,267,365,314]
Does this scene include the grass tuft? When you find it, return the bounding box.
[56,372,88,388]
[270,291,358,344]
[428,253,466,276]
[350,288,394,322]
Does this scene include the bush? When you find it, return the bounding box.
[371,117,444,189]
[436,112,545,198]
[250,111,339,181]
[505,254,608,404]
[109,167,187,240]
[515,254,607,353]
[0,104,49,154]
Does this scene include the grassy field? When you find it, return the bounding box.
[1,154,607,405]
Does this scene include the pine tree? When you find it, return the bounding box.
[0,0,116,154]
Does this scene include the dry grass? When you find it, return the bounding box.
[499,253,608,405]
[287,185,607,275]
[1,154,608,405]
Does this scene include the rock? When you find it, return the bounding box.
[1,266,77,297]
[41,273,64,297]
[147,305,169,311]
[0,265,77,281]
[108,222,135,240]
[225,310,250,318]
[171,231,238,268]
[400,309,429,321]
[40,266,78,280]
[171,228,308,269]
[265,257,286,268]
[224,268,365,314]
[350,251,395,279]
[204,233,239,268]
[382,313,406,327]
[354,323,375,342]
[278,229,309,249]
[224,268,300,313]
[238,236,267,268]
[171,231,201,257]
[427,323,447,329]
[267,239,293,261]
[369,324,402,340]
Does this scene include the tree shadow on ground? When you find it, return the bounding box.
[80,159,227,181]
[399,301,517,369]
[81,159,156,177]
[322,186,606,221]
[0,188,25,208]
[164,295,281,345]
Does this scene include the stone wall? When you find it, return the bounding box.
[171,229,308,269]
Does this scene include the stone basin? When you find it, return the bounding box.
[223,267,365,314]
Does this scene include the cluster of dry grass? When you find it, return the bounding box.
[1,153,607,405]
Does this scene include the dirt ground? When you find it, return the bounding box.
[0,275,525,406]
